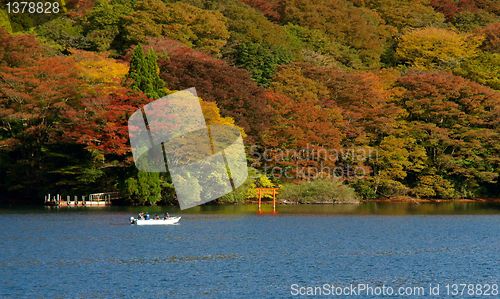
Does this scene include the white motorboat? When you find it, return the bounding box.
[130,216,181,225]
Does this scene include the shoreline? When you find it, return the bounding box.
[363,197,500,203]
[1,197,500,207]
[244,197,500,205]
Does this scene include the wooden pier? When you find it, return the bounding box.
[44,192,119,207]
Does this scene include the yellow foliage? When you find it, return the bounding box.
[71,50,129,85]
[0,9,13,33]
[200,100,246,138]
[397,27,483,70]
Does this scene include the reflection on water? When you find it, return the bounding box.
[61,201,500,215]
[2,202,499,215]
[0,203,498,298]
[136,201,500,215]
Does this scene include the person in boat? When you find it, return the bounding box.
[154,214,160,220]
[145,212,150,220]
[138,212,144,220]
[163,213,170,219]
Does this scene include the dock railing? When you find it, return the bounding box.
[44,192,120,207]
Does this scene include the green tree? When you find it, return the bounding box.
[279,179,359,204]
[206,0,300,82]
[451,11,498,32]
[83,0,133,51]
[128,45,165,98]
[284,23,363,68]
[36,17,90,50]
[371,136,412,196]
[125,172,163,205]
[235,42,291,86]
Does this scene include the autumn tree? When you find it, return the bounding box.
[0,28,45,67]
[72,49,129,86]
[259,90,344,180]
[476,22,499,52]
[270,65,331,103]
[66,86,149,156]
[0,32,152,201]
[396,71,500,197]
[369,136,427,197]
[272,64,408,184]
[66,0,96,18]
[0,53,85,197]
[396,27,482,69]
[149,38,273,141]
[430,0,499,29]
[364,0,445,29]
[300,66,404,144]
[241,0,282,21]
[280,0,391,68]
[122,0,230,56]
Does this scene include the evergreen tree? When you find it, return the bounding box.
[128,44,165,98]
[144,49,165,98]
[128,44,145,91]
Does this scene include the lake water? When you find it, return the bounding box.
[0,203,499,298]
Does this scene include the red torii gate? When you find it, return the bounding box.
[256,187,279,214]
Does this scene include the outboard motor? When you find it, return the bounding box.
[129,216,135,224]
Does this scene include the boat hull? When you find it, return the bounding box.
[131,217,181,225]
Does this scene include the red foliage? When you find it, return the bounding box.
[396,71,500,186]
[252,91,344,180]
[430,0,460,20]
[431,0,498,20]
[241,0,283,21]
[397,71,499,128]
[65,0,96,17]
[0,31,149,157]
[0,55,83,150]
[476,22,500,52]
[0,28,46,67]
[302,66,404,144]
[144,38,273,142]
[261,91,343,149]
[66,87,150,156]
